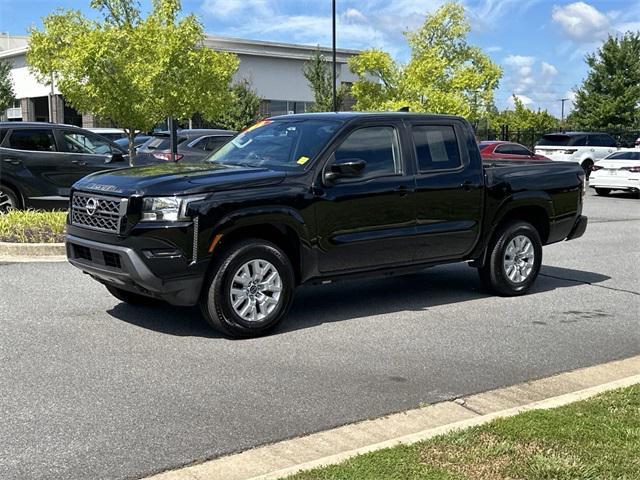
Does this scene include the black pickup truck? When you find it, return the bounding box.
[66,113,588,337]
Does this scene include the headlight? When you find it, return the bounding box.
[141,195,206,221]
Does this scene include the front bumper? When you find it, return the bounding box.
[66,234,204,305]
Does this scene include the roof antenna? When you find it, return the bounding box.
[397,106,410,112]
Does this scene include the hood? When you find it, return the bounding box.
[73,162,287,197]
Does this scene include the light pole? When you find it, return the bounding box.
[332,0,337,112]
[559,98,569,131]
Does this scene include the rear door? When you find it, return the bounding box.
[409,121,484,261]
[314,121,417,273]
[0,127,71,206]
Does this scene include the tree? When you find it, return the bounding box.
[28,0,239,164]
[215,79,262,131]
[492,96,558,131]
[303,49,348,112]
[569,32,640,129]
[0,59,15,114]
[348,2,502,117]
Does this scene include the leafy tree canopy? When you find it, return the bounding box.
[348,2,502,117]
[28,0,239,163]
[0,59,15,113]
[569,32,640,129]
[492,96,559,132]
[215,79,262,131]
[303,49,349,112]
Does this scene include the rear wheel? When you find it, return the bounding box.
[0,185,20,213]
[106,285,160,306]
[478,221,542,296]
[199,239,295,338]
[595,188,611,196]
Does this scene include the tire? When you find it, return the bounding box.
[581,160,593,180]
[199,238,295,338]
[106,285,159,306]
[0,185,20,213]
[595,188,611,196]
[478,221,543,296]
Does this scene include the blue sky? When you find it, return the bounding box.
[1,0,639,117]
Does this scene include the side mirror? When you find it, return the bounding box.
[105,153,125,164]
[325,158,366,183]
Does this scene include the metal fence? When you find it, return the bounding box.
[473,125,640,149]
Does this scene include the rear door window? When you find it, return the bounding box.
[7,129,56,151]
[60,130,114,154]
[412,125,462,171]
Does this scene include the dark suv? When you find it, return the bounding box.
[0,122,129,211]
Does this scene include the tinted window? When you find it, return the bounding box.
[412,125,461,171]
[570,135,587,146]
[141,136,188,151]
[61,130,113,154]
[8,129,56,151]
[334,126,401,179]
[606,151,640,161]
[591,134,616,147]
[0,128,8,144]
[538,135,571,146]
[205,136,231,151]
[496,144,531,156]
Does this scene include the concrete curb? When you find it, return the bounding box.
[145,355,640,480]
[0,241,66,257]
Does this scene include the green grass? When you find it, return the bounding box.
[0,210,67,243]
[286,385,640,480]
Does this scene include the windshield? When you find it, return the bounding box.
[207,119,341,171]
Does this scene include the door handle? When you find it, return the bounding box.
[72,160,88,166]
[3,158,21,165]
[461,180,473,191]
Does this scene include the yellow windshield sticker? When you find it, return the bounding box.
[244,120,272,133]
[297,156,310,165]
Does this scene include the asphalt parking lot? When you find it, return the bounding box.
[1,189,638,480]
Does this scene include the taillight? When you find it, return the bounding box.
[620,166,640,172]
[563,149,577,154]
[153,152,184,161]
[591,165,603,171]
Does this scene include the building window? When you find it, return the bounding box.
[6,99,21,120]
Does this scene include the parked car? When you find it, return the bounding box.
[590,149,640,197]
[534,132,617,178]
[65,113,587,338]
[479,141,549,161]
[135,129,235,162]
[0,122,132,212]
[114,135,153,151]
[86,128,130,141]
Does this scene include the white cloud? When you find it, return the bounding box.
[202,0,271,19]
[343,8,367,23]
[504,55,535,67]
[508,94,533,106]
[486,46,503,53]
[541,62,558,76]
[551,2,610,42]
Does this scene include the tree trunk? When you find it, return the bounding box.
[125,128,135,166]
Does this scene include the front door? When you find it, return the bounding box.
[314,123,416,273]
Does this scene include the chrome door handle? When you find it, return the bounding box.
[2,158,21,165]
[72,160,88,166]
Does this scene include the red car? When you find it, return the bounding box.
[479,141,549,161]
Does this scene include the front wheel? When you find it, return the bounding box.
[0,186,20,213]
[595,188,611,196]
[478,221,543,296]
[199,239,295,338]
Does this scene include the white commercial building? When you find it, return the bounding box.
[0,33,360,126]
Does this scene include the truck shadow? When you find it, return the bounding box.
[105,263,610,338]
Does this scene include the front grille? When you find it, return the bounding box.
[71,192,125,234]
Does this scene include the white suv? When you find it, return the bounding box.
[534,132,618,178]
